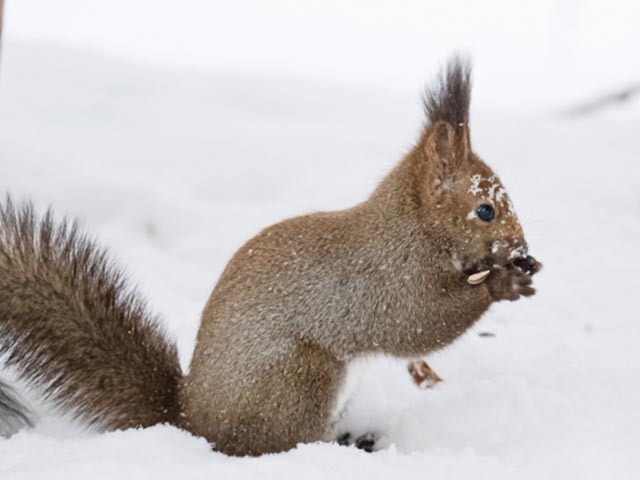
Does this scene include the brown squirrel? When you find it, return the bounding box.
[0,58,541,455]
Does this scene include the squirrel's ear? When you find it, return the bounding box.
[421,56,473,192]
[422,120,471,187]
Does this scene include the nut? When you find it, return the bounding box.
[408,359,443,389]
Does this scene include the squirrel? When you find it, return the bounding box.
[0,58,541,456]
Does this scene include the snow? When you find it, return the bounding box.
[1,5,640,478]
[468,174,484,196]
[331,356,371,427]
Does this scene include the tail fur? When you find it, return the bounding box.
[0,198,182,431]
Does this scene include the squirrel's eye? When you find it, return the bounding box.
[476,204,495,222]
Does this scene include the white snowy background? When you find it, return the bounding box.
[1,1,640,479]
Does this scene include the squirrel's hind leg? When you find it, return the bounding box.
[183,340,345,456]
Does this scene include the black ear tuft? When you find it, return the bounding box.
[423,56,472,126]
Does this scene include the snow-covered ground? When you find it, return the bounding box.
[1,5,640,478]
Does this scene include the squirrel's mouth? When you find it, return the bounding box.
[462,256,496,276]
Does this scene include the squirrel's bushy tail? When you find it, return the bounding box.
[0,198,182,431]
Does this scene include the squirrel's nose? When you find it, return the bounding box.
[510,238,529,259]
[490,238,528,264]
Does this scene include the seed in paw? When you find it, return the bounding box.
[467,270,490,285]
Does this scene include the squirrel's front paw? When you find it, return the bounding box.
[512,255,543,277]
[486,266,536,301]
